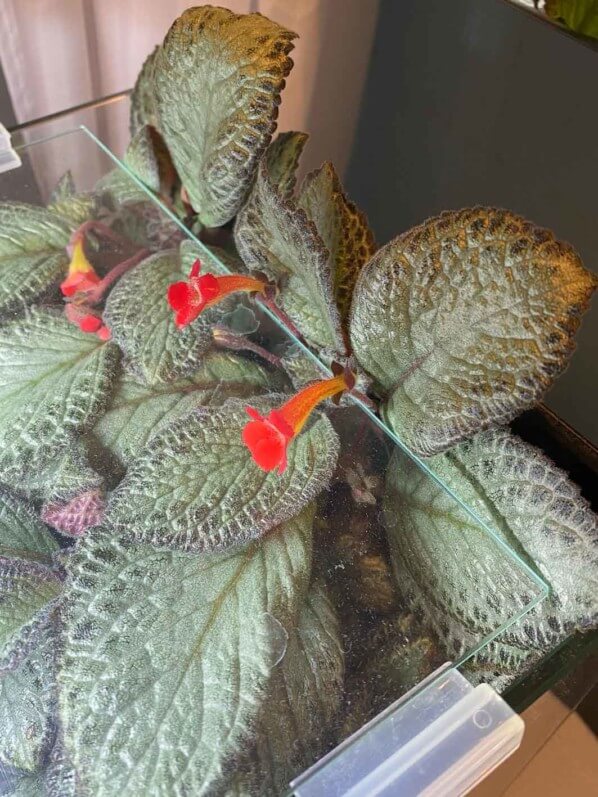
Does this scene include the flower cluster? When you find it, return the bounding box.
[61,235,110,340]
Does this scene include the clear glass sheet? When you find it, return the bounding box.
[0,126,549,795]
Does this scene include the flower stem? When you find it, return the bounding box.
[212,325,282,367]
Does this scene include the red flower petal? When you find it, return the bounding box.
[246,406,263,421]
[197,273,220,301]
[189,259,201,279]
[79,314,102,333]
[242,417,289,473]
[96,325,111,341]
[167,281,194,311]
[61,270,101,297]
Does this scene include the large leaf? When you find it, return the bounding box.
[130,47,159,136]
[0,622,56,772]
[0,310,119,489]
[297,162,375,325]
[104,249,221,385]
[0,559,61,670]
[235,140,345,354]
[350,208,597,455]
[232,582,344,796]
[151,6,296,226]
[105,396,339,553]
[92,351,270,469]
[59,505,314,797]
[0,489,58,566]
[0,203,71,255]
[384,428,598,674]
[0,203,71,318]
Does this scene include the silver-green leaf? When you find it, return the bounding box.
[0,559,61,670]
[0,489,58,566]
[151,6,296,226]
[0,622,56,772]
[59,505,314,797]
[92,351,270,469]
[235,137,345,354]
[232,582,344,796]
[384,428,598,675]
[0,203,71,318]
[105,396,339,552]
[0,309,119,491]
[351,208,597,455]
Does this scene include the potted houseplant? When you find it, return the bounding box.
[0,6,596,795]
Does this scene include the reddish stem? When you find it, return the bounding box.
[258,296,308,345]
[212,325,282,367]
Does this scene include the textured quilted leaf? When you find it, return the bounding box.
[0,559,61,670]
[0,489,58,565]
[130,46,159,136]
[105,396,339,553]
[0,203,72,318]
[0,251,68,319]
[0,310,119,489]
[384,428,598,674]
[298,162,375,324]
[233,582,344,796]
[59,505,314,797]
[0,203,71,255]
[264,131,308,199]
[351,208,597,455]
[48,171,97,226]
[93,351,270,469]
[16,437,103,506]
[104,249,221,385]
[0,623,56,772]
[151,6,296,226]
[235,143,345,354]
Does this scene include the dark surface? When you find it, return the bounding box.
[346,0,598,444]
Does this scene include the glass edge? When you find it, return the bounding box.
[82,124,550,637]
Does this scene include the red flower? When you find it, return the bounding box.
[61,240,101,297]
[167,259,268,328]
[65,302,111,341]
[242,371,353,474]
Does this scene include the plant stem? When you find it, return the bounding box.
[212,325,282,367]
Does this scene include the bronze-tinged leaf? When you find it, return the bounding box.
[264,131,308,199]
[384,428,598,678]
[235,142,346,355]
[351,208,597,456]
[151,6,297,226]
[298,162,376,325]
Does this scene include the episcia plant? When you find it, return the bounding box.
[0,5,596,796]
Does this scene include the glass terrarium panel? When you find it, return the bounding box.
[0,127,548,796]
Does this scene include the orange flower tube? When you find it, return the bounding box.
[243,371,353,474]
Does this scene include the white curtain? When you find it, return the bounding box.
[0,0,379,196]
